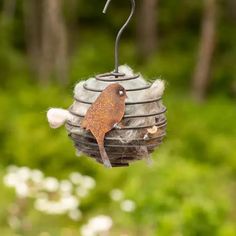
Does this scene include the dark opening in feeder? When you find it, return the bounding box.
[47,0,167,168]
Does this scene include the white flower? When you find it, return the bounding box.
[81,225,95,236]
[81,215,113,236]
[61,195,79,209]
[6,165,18,173]
[4,166,98,220]
[34,193,79,215]
[76,186,89,198]
[60,180,73,193]
[18,167,31,181]
[4,166,46,198]
[69,172,83,185]
[3,167,42,197]
[82,176,96,189]
[15,182,29,197]
[34,197,48,212]
[88,215,113,232]
[68,209,82,221]
[31,169,44,183]
[45,203,66,215]
[110,189,124,202]
[70,173,96,190]
[120,200,136,212]
[3,173,19,187]
[43,177,59,192]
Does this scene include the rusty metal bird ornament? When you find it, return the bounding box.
[81,83,127,168]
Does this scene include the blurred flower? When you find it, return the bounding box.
[70,172,96,190]
[34,194,79,215]
[18,167,31,181]
[43,177,59,192]
[68,209,82,221]
[3,173,19,188]
[81,225,95,236]
[62,195,79,209]
[110,189,124,202]
[76,186,89,198]
[31,169,44,183]
[3,165,96,221]
[60,180,73,193]
[6,165,19,173]
[69,172,84,185]
[82,176,96,189]
[4,167,39,197]
[3,167,45,197]
[81,215,113,236]
[15,182,29,198]
[120,200,136,212]
[88,215,113,231]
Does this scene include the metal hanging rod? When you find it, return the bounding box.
[103,0,135,75]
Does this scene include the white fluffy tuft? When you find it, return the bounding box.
[119,65,134,76]
[47,108,71,129]
[150,80,165,98]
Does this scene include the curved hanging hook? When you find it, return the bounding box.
[103,0,135,75]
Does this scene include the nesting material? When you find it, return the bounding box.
[47,108,73,129]
[47,65,167,167]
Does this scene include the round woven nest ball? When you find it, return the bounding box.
[65,66,167,167]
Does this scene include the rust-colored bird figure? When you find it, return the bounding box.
[81,83,127,168]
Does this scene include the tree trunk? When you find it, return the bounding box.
[136,0,158,61]
[24,0,69,85]
[40,0,68,85]
[228,0,236,22]
[65,0,79,55]
[192,0,217,101]
[2,0,16,20]
[23,0,42,76]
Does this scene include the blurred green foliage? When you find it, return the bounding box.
[0,0,236,235]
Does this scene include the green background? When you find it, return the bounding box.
[0,0,235,235]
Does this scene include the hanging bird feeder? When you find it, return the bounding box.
[47,0,167,167]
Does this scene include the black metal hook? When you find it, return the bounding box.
[103,0,135,75]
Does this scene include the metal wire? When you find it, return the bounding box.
[69,132,166,142]
[83,82,152,92]
[67,117,167,130]
[74,96,163,106]
[96,73,139,82]
[103,0,135,74]
[69,106,167,119]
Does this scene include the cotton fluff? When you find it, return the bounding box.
[47,108,73,129]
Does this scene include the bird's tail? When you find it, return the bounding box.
[98,138,112,168]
